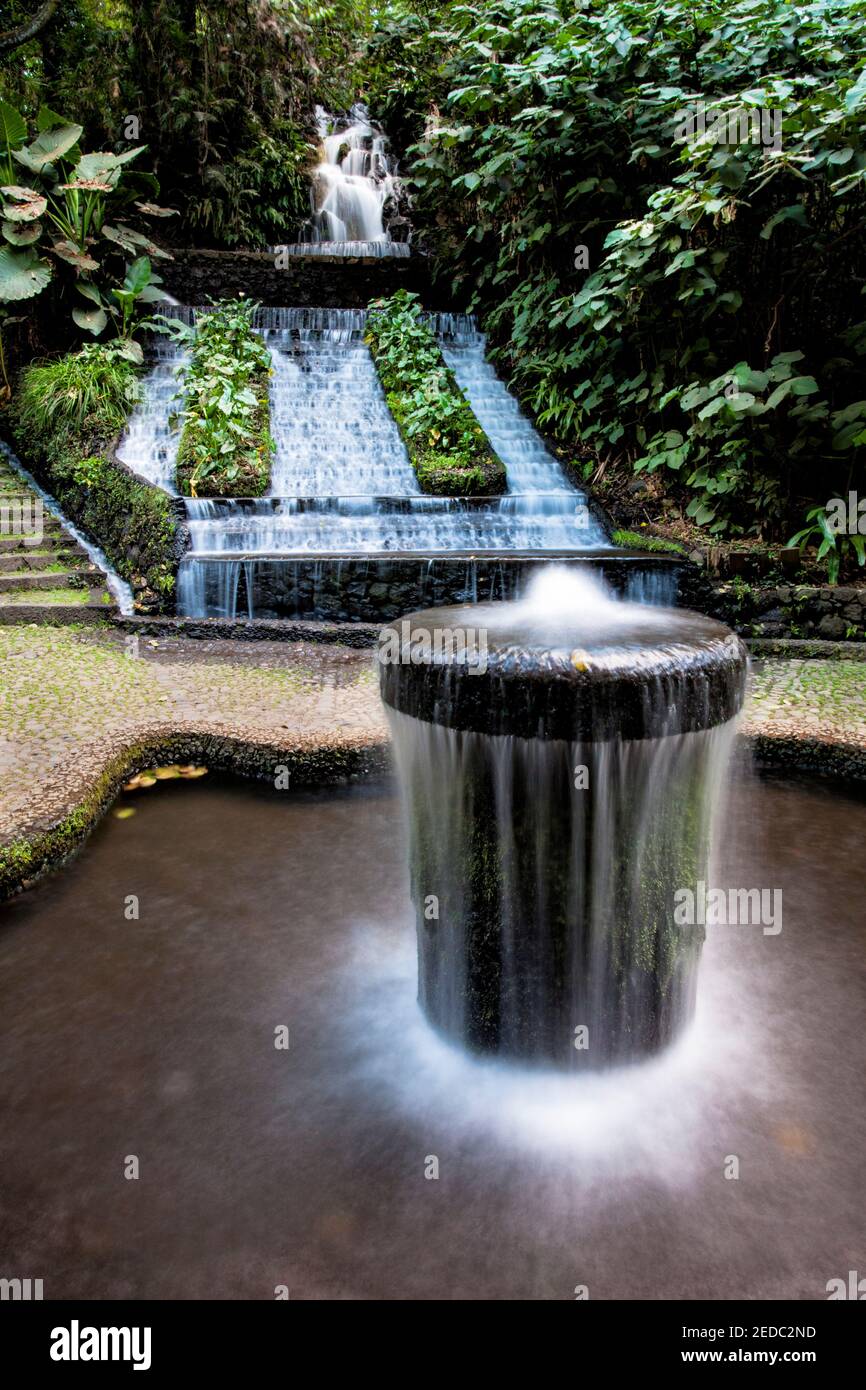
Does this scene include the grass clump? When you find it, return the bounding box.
[13,343,141,444]
[165,298,274,498]
[612,529,687,556]
[365,290,506,496]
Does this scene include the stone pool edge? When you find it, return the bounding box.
[1,728,864,905]
[0,730,391,903]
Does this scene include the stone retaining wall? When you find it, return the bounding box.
[160,248,446,309]
[705,580,866,641]
[178,553,683,623]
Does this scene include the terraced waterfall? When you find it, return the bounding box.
[117,108,678,620]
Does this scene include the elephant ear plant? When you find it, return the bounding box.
[0,98,176,356]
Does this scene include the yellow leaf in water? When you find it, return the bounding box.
[179,766,208,778]
[571,649,590,672]
[154,765,181,779]
[114,807,136,820]
[774,1125,813,1155]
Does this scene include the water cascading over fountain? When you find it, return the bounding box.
[381,570,748,1068]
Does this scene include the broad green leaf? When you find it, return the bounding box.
[75,280,105,306]
[844,70,866,113]
[14,124,83,171]
[2,218,41,245]
[760,204,807,239]
[0,245,52,301]
[0,101,26,152]
[116,339,144,364]
[1,187,47,222]
[51,240,99,271]
[36,106,67,132]
[122,255,152,296]
[72,305,108,335]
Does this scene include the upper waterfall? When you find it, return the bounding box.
[288,104,405,256]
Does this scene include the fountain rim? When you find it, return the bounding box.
[378,601,749,742]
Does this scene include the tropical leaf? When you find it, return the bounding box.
[51,239,100,271]
[72,305,108,335]
[0,101,26,152]
[0,187,47,222]
[100,222,141,253]
[123,255,153,296]
[116,339,144,364]
[102,223,171,259]
[75,280,106,306]
[2,219,42,245]
[0,246,52,301]
[36,106,67,132]
[134,201,179,217]
[13,124,83,172]
[60,176,115,193]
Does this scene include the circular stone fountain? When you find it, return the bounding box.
[379,570,749,1068]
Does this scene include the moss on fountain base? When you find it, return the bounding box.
[394,716,715,1065]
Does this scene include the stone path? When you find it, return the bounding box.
[0,455,117,623]
[741,658,866,746]
[1,629,864,856]
[0,628,386,848]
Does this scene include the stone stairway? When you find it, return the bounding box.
[0,457,117,624]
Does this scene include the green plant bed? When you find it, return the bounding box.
[176,369,271,498]
[164,299,275,498]
[365,290,506,496]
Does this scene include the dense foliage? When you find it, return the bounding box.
[1,0,370,248]
[9,338,178,603]
[366,289,506,494]
[167,298,273,497]
[389,0,866,551]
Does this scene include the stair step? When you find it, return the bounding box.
[0,583,108,605]
[0,570,105,593]
[0,603,117,626]
[0,549,87,572]
[0,524,67,544]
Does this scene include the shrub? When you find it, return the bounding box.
[0,102,174,339]
[365,289,506,495]
[405,0,866,546]
[13,342,141,443]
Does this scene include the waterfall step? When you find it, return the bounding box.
[177,551,683,623]
[182,492,603,555]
